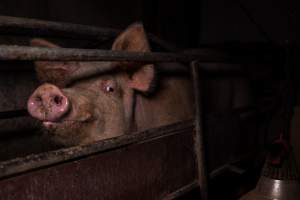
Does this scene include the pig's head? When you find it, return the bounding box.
[27,23,155,146]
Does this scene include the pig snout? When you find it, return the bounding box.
[27,83,70,122]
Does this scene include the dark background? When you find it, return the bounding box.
[0,0,299,47]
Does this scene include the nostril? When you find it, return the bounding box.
[53,95,63,106]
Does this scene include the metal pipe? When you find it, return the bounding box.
[162,181,199,199]
[191,61,209,200]
[0,16,179,52]
[283,45,296,141]
[0,45,192,62]
[0,16,117,40]
[0,45,274,64]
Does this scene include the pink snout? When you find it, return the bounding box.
[27,83,70,122]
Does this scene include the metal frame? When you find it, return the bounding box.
[0,120,194,178]
[0,15,281,199]
[191,61,208,200]
[0,120,198,200]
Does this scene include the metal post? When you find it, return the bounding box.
[283,44,296,141]
[191,61,209,200]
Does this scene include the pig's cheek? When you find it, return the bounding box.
[64,89,111,125]
[68,100,94,122]
[77,111,93,122]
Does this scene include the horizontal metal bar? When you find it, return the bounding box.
[0,45,274,63]
[0,16,179,52]
[0,16,118,40]
[0,45,188,62]
[0,120,194,179]
[162,181,199,200]
[0,109,28,119]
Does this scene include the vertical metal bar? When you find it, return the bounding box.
[283,44,296,141]
[191,61,209,200]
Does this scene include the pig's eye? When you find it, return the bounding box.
[101,80,116,94]
[105,86,114,93]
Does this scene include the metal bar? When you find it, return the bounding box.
[0,120,193,179]
[0,124,196,199]
[0,45,274,63]
[163,150,260,199]
[282,45,296,141]
[162,181,199,200]
[0,16,118,40]
[0,109,28,119]
[0,15,179,52]
[0,45,190,62]
[191,61,209,200]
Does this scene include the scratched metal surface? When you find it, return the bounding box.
[0,129,197,200]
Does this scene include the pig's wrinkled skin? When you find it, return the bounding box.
[27,23,194,146]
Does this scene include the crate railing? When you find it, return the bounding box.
[0,15,283,200]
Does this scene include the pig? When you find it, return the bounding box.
[27,23,194,146]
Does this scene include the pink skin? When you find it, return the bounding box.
[27,24,157,146]
[27,83,70,127]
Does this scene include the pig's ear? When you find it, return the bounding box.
[112,23,151,53]
[30,39,79,86]
[112,23,155,93]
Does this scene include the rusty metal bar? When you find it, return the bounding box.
[0,45,191,62]
[0,120,193,179]
[191,61,209,200]
[0,45,274,64]
[0,16,179,52]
